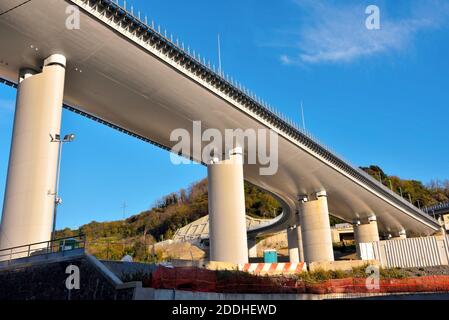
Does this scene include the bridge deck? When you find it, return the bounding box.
[0,0,440,236]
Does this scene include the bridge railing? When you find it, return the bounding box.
[423,202,449,212]
[0,234,86,265]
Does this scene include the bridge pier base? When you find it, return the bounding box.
[0,54,66,251]
[207,148,248,264]
[299,191,334,263]
[353,216,380,259]
[392,229,407,240]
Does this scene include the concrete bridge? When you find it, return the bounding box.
[424,202,449,217]
[424,202,449,231]
[0,0,441,265]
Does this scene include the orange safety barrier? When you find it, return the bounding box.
[150,266,449,294]
[151,266,217,292]
[306,276,449,294]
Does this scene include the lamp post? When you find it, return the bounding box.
[50,133,76,242]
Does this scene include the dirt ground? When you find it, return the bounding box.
[153,242,206,260]
[402,265,449,277]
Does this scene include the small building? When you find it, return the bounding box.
[331,223,354,243]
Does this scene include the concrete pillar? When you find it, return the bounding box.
[248,238,258,259]
[0,54,66,251]
[208,147,248,264]
[287,224,303,262]
[287,226,299,263]
[353,216,380,259]
[299,191,334,263]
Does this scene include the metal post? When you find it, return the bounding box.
[51,139,63,241]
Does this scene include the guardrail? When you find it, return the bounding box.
[0,234,86,265]
[423,202,449,215]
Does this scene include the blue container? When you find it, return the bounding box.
[263,249,278,263]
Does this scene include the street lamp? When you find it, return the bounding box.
[50,133,76,242]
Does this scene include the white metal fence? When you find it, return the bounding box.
[361,235,449,268]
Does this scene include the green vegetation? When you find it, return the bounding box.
[360,165,449,207]
[216,265,412,285]
[245,183,282,219]
[294,265,409,283]
[329,216,345,226]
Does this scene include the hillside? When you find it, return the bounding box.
[56,179,282,261]
[360,165,449,207]
[57,165,449,262]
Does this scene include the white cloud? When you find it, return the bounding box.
[280,0,449,65]
[280,54,294,65]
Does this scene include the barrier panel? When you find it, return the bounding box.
[373,236,449,268]
[238,263,306,275]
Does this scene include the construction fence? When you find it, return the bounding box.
[360,235,449,269]
[150,266,449,294]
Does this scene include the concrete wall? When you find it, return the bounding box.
[135,288,318,300]
[101,260,157,281]
[0,256,135,300]
[134,288,425,301]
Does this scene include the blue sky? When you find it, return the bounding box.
[1,0,449,229]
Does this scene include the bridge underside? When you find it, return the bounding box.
[0,0,439,244]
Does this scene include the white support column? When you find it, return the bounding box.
[0,54,66,251]
[299,191,334,263]
[353,216,380,260]
[287,225,300,263]
[296,212,304,262]
[248,238,258,259]
[208,147,248,264]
